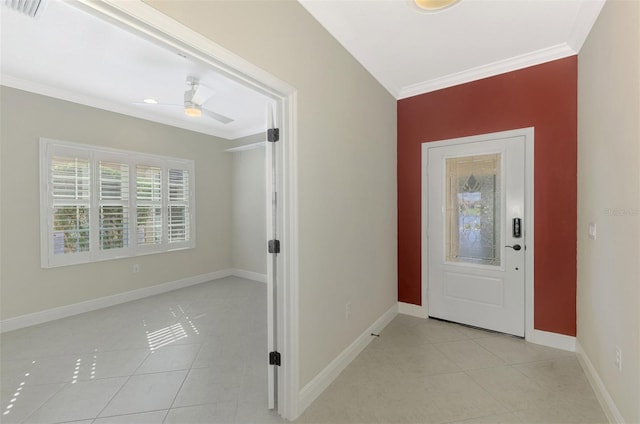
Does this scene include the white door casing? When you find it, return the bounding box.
[422,128,534,337]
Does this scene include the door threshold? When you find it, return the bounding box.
[427,316,525,339]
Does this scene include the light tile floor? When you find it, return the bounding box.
[1,278,608,423]
[1,277,278,424]
[297,315,608,424]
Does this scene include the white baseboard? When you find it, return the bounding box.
[398,301,428,318]
[297,303,399,415]
[0,269,234,333]
[230,269,267,283]
[576,340,624,424]
[526,328,576,352]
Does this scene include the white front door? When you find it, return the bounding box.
[424,135,526,336]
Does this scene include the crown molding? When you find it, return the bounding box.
[568,0,606,52]
[397,43,576,100]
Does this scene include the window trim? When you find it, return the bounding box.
[40,138,196,268]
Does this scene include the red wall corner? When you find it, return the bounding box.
[397,56,577,337]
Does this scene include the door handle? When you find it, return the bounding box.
[505,244,522,251]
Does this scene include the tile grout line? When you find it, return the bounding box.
[161,340,208,423]
[90,346,154,421]
[12,379,68,424]
[90,408,170,424]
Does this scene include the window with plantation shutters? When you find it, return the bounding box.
[40,139,195,268]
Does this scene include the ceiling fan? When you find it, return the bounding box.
[134,76,234,124]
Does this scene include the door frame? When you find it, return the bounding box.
[74,0,300,419]
[421,127,534,339]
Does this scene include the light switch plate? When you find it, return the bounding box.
[588,222,597,240]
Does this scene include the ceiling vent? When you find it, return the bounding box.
[2,0,49,18]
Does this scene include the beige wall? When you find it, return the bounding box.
[145,0,398,387]
[0,87,233,320]
[231,144,267,274]
[577,0,640,422]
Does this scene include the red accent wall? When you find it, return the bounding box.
[398,56,577,336]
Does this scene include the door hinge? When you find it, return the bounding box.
[267,128,280,142]
[269,351,281,366]
[268,239,280,254]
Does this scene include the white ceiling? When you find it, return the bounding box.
[1,0,606,137]
[298,0,606,99]
[0,0,273,140]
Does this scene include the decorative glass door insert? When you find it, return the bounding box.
[445,153,501,266]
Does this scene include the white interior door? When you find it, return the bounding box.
[266,104,277,409]
[425,135,526,336]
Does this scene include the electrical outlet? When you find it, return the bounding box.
[345,302,352,320]
[615,346,622,371]
[133,264,140,273]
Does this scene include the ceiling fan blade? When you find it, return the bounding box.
[202,108,234,124]
[132,102,182,107]
[191,84,214,106]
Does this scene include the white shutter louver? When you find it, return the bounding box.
[51,156,90,255]
[168,169,190,242]
[99,161,129,250]
[136,165,162,245]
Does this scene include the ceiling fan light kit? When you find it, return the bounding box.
[184,103,202,117]
[411,0,460,13]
